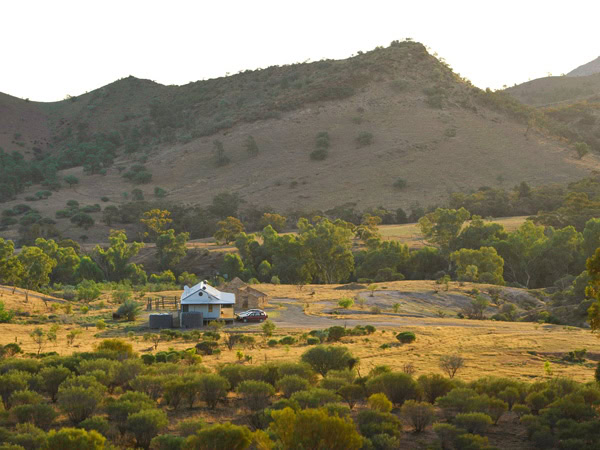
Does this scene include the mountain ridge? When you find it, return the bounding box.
[568,56,600,77]
[1,41,598,241]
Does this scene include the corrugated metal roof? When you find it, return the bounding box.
[180,281,235,305]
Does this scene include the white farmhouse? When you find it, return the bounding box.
[179,281,235,326]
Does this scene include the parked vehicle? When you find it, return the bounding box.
[235,309,268,322]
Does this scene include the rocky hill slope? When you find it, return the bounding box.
[568,56,600,77]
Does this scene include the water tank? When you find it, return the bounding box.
[181,312,203,328]
[149,313,173,329]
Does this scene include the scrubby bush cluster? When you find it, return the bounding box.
[0,339,598,449]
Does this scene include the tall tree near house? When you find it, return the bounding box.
[94,230,144,281]
[17,246,57,300]
[214,217,245,244]
[418,207,470,253]
[586,248,600,334]
[298,218,354,284]
[156,229,189,270]
[141,209,173,241]
[0,238,23,293]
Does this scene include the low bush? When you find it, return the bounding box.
[277,375,310,398]
[356,131,374,147]
[401,400,435,432]
[453,412,492,434]
[396,331,416,344]
[366,372,419,406]
[279,336,296,345]
[306,337,320,345]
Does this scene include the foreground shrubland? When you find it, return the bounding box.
[0,339,599,449]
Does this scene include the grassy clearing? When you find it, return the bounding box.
[2,281,598,383]
[377,216,529,249]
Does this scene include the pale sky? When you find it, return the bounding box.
[1,0,599,102]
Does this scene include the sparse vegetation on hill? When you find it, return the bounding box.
[1,39,597,241]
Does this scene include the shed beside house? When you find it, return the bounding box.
[179,281,235,326]
[220,277,268,310]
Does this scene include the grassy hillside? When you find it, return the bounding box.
[505,72,600,152]
[2,40,599,241]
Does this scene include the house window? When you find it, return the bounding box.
[208,305,213,313]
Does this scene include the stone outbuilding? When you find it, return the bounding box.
[220,277,268,310]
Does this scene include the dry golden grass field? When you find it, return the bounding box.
[2,280,598,384]
[377,216,529,249]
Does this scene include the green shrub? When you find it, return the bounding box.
[310,148,328,161]
[126,408,169,449]
[418,374,454,404]
[57,384,104,423]
[512,404,530,418]
[306,337,320,345]
[196,374,230,409]
[277,375,310,398]
[185,423,252,450]
[393,178,407,189]
[79,415,110,436]
[327,326,346,342]
[176,418,206,437]
[396,331,416,344]
[116,299,142,321]
[142,354,156,365]
[337,384,365,410]
[367,393,393,413]
[9,389,43,407]
[300,345,356,376]
[10,403,57,430]
[0,301,15,323]
[366,372,419,406]
[106,391,155,431]
[45,427,105,450]
[290,388,340,409]
[357,409,402,440]
[244,136,259,157]
[433,423,460,449]
[356,131,374,147]
[236,380,275,411]
[401,400,435,432]
[150,434,185,450]
[279,336,296,345]
[453,412,492,434]
[195,340,219,355]
[70,212,94,229]
[338,297,354,309]
[38,365,71,402]
[0,371,32,407]
[436,388,479,418]
[77,280,101,302]
[487,398,508,424]
[323,402,351,418]
[267,339,279,347]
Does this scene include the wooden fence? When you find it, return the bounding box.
[146,296,179,311]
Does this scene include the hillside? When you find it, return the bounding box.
[1,40,598,241]
[568,56,600,77]
[505,70,600,154]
